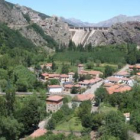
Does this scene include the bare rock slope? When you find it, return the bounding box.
[87,22,140,46]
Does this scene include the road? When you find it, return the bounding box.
[83,80,103,94]
[118,64,129,72]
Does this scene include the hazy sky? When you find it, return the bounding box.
[6,0,140,23]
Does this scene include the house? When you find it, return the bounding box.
[60,74,70,84]
[48,85,62,94]
[113,71,130,78]
[64,84,81,92]
[73,93,95,106]
[123,113,130,122]
[46,95,63,112]
[79,70,103,78]
[103,83,115,87]
[41,63,52,70]
[49,74,60,79]
[68,72,75,82]
[29,129,47,138]
[64,84,73,92]
[129,65,140,71]
[106,84,131,95]
[105,77,122,84]
[78,64,84,74]
[41,73,49,80]
[79,78,102,88]
[79,80,90,88]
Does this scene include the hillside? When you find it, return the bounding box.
[87,22,140,46]
[0,0,71,48]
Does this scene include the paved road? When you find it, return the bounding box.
[129,131,140,140]
[118,64,129,72]
[83,80,103,94]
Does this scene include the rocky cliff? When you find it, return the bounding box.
[0,0,71,48]
[87,22,140,46]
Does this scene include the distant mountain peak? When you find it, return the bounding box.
[61,14,140,27]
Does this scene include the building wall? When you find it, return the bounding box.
[49,88,62,94]
[46,101,63,112]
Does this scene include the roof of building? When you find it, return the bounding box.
[106,84,131,94]
[137,72,140,76]
[74,93,94,102]
[60,74,69,78]
[48,85,62,88]
[88,70,103,75]
[114,71,129,76]
[106,85,120,94]
[104,83,115,87]
[41,73,49,77]
[114,85,131,93]
[47,95,63,102]
[68,72,75,75]
[107,77,121,83]
[79,70,102,76]
[49,74,60,78]
[79,80,90,85]
[123,113,130,118]
[30,129,47,138]
[64,84,73,88]
[129,65,140,69]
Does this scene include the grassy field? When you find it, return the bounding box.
[55,117,84,131]
[99,103,118,114]
[54,60,119,74]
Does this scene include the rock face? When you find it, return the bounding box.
[0,0,71,47]
[87,22,140,46]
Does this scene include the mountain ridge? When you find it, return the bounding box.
[61,15,140,27]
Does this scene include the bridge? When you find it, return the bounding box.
[69,26,109,46]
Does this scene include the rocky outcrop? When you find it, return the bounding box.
[19,27,47,47]
[15,5,71,45]
[0,0,71,47]
[87,22,140,46]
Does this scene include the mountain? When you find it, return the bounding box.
[61,15,140,27]
[60,17,95,27]
[87,22,140,46]
[0,0,71,48]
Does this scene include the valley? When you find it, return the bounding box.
[0,0,140,140]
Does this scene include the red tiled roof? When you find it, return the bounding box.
[106,85,120,94]
[115,71,129,76]
[41,73,48,77]
[106,84,131,94]
[129,65,140,69]
[114,85,131,93]
[64,84,73,88]
[30,129,47,138]
[107,77,121,82]
[79,80,90,85]
[68,72,75,75]
[49,74,60,78]
[47,95,63,101]
[60,74,69,78]
[75,93,94,101]
[137,72,140,76]
[88,70,102,75]
[48,85,61,88]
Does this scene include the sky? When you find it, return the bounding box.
[6,0,140,23]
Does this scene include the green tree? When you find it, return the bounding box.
[104,65,114,77]
[130,110,140,133]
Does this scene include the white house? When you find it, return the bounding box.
[48,85,63,94]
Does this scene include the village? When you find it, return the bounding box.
[28,62,140,139]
